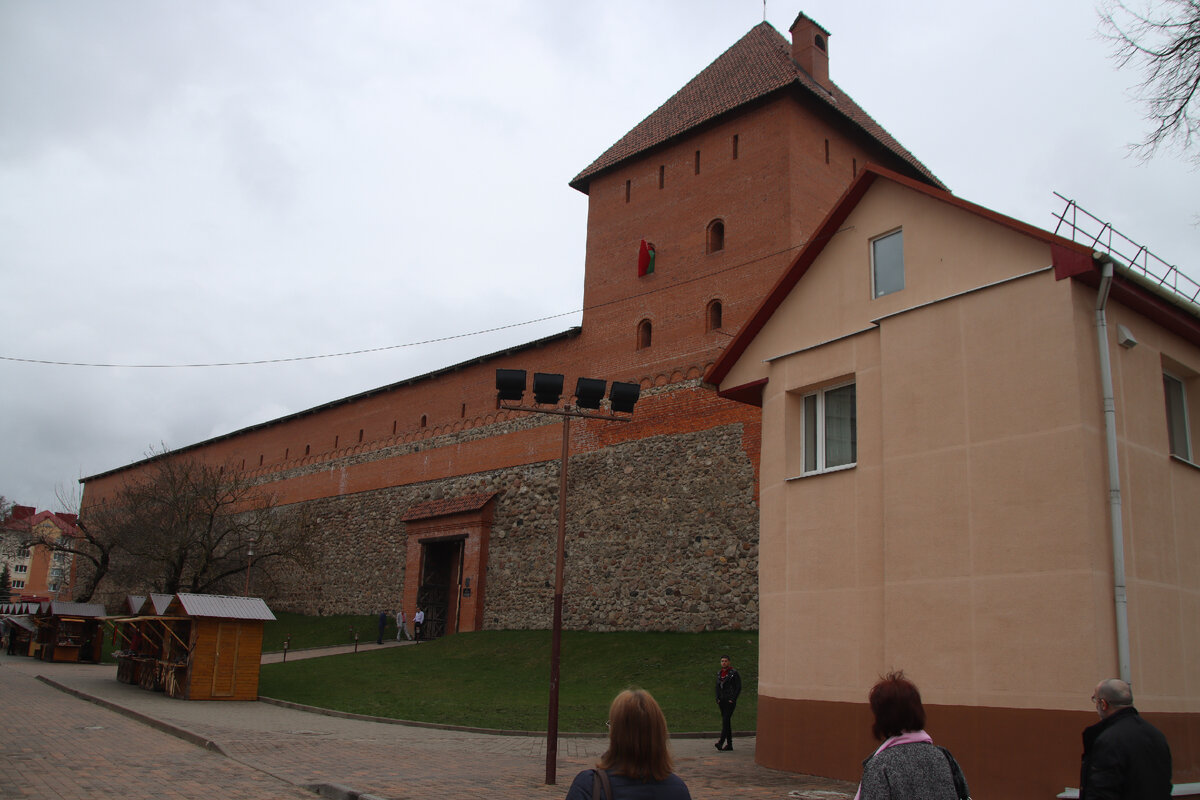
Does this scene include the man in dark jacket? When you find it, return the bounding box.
[715,654,741,751]
[1080,678,1172,799]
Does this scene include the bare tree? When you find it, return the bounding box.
[1102,0,1200,160]
[50,448,315,600]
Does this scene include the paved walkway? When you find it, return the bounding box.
[0,647,856,800]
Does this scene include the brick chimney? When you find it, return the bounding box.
[789,13,831,91]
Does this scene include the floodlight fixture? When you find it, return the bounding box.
[608,381,641,414]
[574,377,607,409]
[532,372,565,405]
[496,369,527,402]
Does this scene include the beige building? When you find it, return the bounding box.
[707,165,1199,798]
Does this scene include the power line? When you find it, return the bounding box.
[0,239,816,369]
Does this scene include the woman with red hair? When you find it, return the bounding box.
[855,671,969,800]
[565,688,692,799]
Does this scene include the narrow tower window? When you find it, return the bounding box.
[658,165,665,189]
[706,300,723,331]
[625,179,631,203]
[358,429,364,443]
[420,414,428,428]
[824,139,830,164]
[694,150,701,174]
[732,134,739,160]
[707,219,725,254]
[637,319,653,350]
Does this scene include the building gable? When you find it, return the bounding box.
[707,165,1099,396]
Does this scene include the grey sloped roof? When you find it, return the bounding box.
[49,601,106,618]
[174,593,275,621]
[570,21,943,193]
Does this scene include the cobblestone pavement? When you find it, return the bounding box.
[1,647,856,800]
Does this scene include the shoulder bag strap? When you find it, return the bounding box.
[937,746,970,800]
[592,768,614,800]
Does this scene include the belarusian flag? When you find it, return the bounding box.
[638,240,656,276]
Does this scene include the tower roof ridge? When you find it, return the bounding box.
[569,21,944,193]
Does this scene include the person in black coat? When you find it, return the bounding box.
[714,654,741,751]
[1080,678,1172,799]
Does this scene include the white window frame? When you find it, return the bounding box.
[1164,371,1192,461]
[871,229,904,299]
[800,380,857,475]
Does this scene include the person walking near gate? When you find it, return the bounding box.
[396,608,408,641]
[715,654,741,751]
[413,607,425,642]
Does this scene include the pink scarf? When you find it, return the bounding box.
[852,730,933,800]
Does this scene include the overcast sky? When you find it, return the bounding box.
[2,0,1196,513]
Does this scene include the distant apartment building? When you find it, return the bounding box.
[1,506,78,602]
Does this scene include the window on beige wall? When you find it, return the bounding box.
[801,381,857,474]
[871,229,904,298]
[1164,371,1192,460]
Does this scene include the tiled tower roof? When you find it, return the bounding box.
[569,21,944,192]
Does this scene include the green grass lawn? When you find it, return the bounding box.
[263,611,388,651]
[258,626,758,734]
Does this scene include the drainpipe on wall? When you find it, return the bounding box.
[1095,258,1132,683]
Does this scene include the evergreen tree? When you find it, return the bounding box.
[0,563,11,603]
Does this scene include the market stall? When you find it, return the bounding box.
[36,600,106,663]
[112,593,274,701]
[112,593,177,687]
[1,602,40,656]
[167,594,275,701]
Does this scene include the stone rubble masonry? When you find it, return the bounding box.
[255,381,761,632]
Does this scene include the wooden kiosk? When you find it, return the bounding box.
[114,593,175,688]
[1,602,40,656]
[113,593,274,701]
[36,601,106,663]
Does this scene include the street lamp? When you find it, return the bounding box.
[243,540,255,597]
[495,368,640,785]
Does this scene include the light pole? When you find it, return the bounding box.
[243,541,255,597]
[495,369,641,785]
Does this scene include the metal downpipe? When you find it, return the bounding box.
[1095,259,1131,683]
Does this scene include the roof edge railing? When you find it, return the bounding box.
[1052,192,1199,305]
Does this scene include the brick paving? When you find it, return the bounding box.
[0,647,856,800]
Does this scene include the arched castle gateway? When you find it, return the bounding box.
[80,14,941,633]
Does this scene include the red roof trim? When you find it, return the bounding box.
[402,492,497,522]
[717,378,768,407]
[705,164,1096,388]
